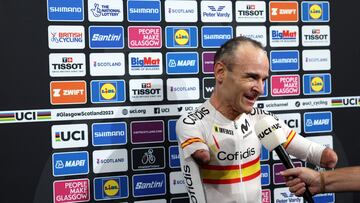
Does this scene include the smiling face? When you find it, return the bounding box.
[214,43,269,117]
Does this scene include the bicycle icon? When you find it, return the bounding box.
[141,148,156,164]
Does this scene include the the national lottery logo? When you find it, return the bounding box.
[201,1,232,22]
[301,1,330,22]
[270,26,299,47]
[165,26,198,48]
[302,25,330,46]
[235,1,266,22]
[271,75,300,96]
[128,26,162,49]
[88,0,123,22]
[48,25,85,49]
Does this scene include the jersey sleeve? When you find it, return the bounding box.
[176,115,209,159]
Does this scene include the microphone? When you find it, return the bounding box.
[254,115,315,203]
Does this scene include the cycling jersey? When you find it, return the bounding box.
[176,100,325,203]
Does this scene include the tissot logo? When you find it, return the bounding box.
[201,1,232,22]
[49,53,86,77]
[88,0,123,22]
[132,147,165,171]
[302,25,330,46]
[130,79,163,102]
[235,1,266,22]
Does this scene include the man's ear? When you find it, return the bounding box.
[214,62,226,83]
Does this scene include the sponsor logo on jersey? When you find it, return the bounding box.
[165,1,197,22]
[93,176,128,200]
[166,52,199,74]
[53,179,90,203]
[128,26,162,49]
[303,73,331,95]
[202,26,233,48]
[236,26,267,47]
[200,1,232,22]
[50,81,87,105]
[91,80,126,103]
[235,1,266,22]
[270,50,299,72]
[132,173,166,197]
[302,25,330,46]
[52,151,89,176]
[271,75,300,96]
[48,25,85,49]
[214,126,234,135]
[127,0,161,22]
[131,120,164,144]
[304,111,332,133]
[93,149,128,173]
[49,53,86,77]
[88,0,123,22]
[47,0,84,21]
[301,1,330,22]
[270,26,299,47]
[89,26,124,49]
[92,122,127,146]
[269,1,298,22]
[182,107,210,125]
[165,26,198,48]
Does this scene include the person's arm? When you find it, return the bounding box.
[281,167,360,196]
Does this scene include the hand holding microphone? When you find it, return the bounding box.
[254,115,315,203]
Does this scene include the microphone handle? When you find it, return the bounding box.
[275,146,315,203]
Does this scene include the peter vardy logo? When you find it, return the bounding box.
[93,176,129,200]
[47,0,84,21]
[201,1,232,22]
[52,151,89,177]
[92,122,127,146]
[270,50,299,72]
[127,0,161,22]
[303,73,331,95]
[165,26,198,48]
[302,1,330,22]
[166,52,199,74]
[132,173,166,197]
[202,26,233,48]
[91,80,126,103]
[304,111,332,133]
[89,26,124,49]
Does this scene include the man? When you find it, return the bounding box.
[176,36,338,203]
[281,166,360,196]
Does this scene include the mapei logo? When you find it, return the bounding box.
[202,26,233,48]
[91,80,126,103]
[201,1,232,22]
[50,81,87,105]
[48,25,85,49]
[93,176,129,200]
[303,73,331,95]
[52,151,89,177]
[129,52,162,75]
[127,0,161,22]
[89,26,124,49]
[0,111,51,122]
[235,1,266,22]
[270,26,299,47]
[166,52,199,74]
[165,26,198,48]
[270,50,299,72]
[129,79,163,102]
[302,1,330,22]
[132,173,166,197]
[47,0,84,21]
[93,149,128,173]
[165,0,198,22]
[269,1,298,22]
[92,122,127,146]
[128,26,162,49]
[304,111,332,133]
[52,124,88,149]
[88,0,123,22]
[302,25,330,46]
[49,53,86,77]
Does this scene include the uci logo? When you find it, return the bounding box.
[15,112,36,121]
[56,131,85,141]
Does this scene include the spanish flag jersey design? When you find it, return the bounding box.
[176,100,326,203]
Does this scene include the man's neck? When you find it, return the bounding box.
[210,95,242,121]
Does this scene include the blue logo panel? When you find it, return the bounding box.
[261,164,270,186]
[169,146,180,168]
[47,0,84,21]
[89,26,124,49]
[260,145,269,161]
[127,0,161,22]
[304,111,332,133]
[270,50,299,72]
[168,119,178,142]
[91,80,126,103]
[202,26,233,48]
[313,193,335,203]
[133,173,166,197]
[92,122,127,146]
[303,74,331,95]
[52,151,89,176]
[94,176,129,200]
[302,2,330,22]
[166,52,199,74]
[165,26,198,48]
